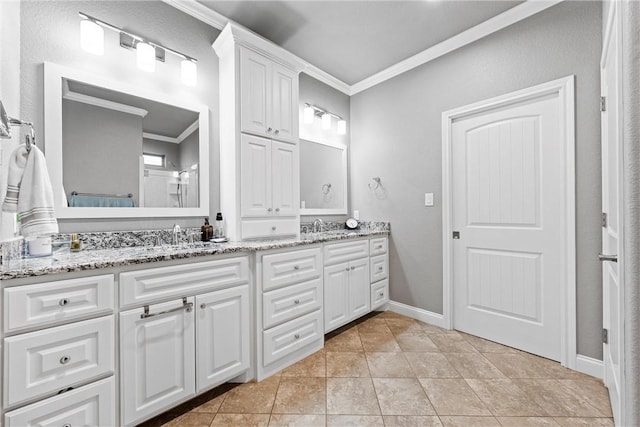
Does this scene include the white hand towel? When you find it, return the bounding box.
[16,146,59,238]
[2,144,29,212]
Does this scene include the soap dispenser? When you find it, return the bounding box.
[201,217,213,241]
[214,212,226,240]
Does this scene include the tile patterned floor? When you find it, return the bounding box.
[144,311,613,427]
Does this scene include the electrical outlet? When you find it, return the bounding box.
[425,193,434,207]
[353,210,360,220]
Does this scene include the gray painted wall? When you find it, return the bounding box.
[19,1,221,232]
[350,2,603,358]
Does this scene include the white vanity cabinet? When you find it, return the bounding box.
[369,237,390,309]
[240,47,298,144]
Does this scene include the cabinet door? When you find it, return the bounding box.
[271,63,298,143]
[241,134,272,217]
[348,258,371,320]
[324,263,350,333]
[271,141,299,217]
[196,285,250,393]
[120,298,195,426]
[240,48,270,137]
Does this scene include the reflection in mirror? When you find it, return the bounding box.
[300,139,347,215]
[44,63,209,219]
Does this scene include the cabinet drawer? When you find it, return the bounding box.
[323,239,369,266]
[4,274,114,333]
[263,309,323,366]
[242,217,298,239]
[3,316,114,407]
[4,377,115,427]
[371,279,389,310]
[120,256,248,307]
[370,254,389,283]
[369,237,388,256]
[262,247,322,291]
[263,278,322,329]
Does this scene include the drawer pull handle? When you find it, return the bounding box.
[275,208,280,212]
[63,424,71,427]
[267,127,273,133]
[294,333,300,339]
[272,226,277,231]
[141,297,193,319]
[200,303,207,309]
[293,265,300,270]
[294,299,300,305]
[351,266,356,270]
[377,267,383,272]
[59,298,69,306]
[58,387,74,395]
[60,355,71,365]
[268,208,273,212]
[274,129,280,134]
[376,245,382,249]
[345,268,350,271]
[379,291,385,297]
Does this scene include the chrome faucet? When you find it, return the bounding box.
[312,218,325,233]
[172,224,181,245]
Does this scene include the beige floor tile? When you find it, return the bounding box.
[430,334,479,353]
[383,415,443,426]
[326,377,381,415]
[218,376,280,414]
[325,328,364,352]
[483,353,550,378]
[394,332,440,352]
[163,412,215,427]
[518,352,592,379]
[497,417,561,426]
[268,414,326,426]
[375,310,407,320]
[444,353,506,379]
[465,378,549,416]
[357,317,391,333]
[419,378,491,416]
[280,350,326,377]
[557,379,612,417]
[326,414,385,426]
[366,352,414,377]
[553,417,615,426]
[359,330,402,352]
[439,416,502,426]
[418,322,458,335]
[459,333,518,353]
[386,318,425,335]
[211,413,270,426]
[272,377,326,414]
[326,351,371,377]
[190,392,226,413]
[405,352,460,378]
[512,379,603,417]
[372,378,435,416]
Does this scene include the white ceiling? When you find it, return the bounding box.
[199,0,523,85]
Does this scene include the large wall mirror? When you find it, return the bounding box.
[44,63,209,218]
[300,139,347,215]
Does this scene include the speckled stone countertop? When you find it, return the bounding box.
[0,223,389,280]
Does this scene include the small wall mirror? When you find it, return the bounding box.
[44,62,209,219]
[300,139,347,215]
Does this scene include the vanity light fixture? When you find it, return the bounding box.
[304,103,347,135]
[78,12,198,85]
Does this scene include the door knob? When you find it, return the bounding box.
[598,253,618,263]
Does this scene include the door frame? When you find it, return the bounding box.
[441,76,576,368]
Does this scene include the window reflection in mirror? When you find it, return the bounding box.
[299,139,347,215]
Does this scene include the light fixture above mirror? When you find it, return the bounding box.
[303,103,347,135]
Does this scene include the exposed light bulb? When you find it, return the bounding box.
[303,106,315,124]
[136,42,155,72]
[337,119,347,135]
[80,19,104,55]
[321,113,331,130]
[181,59,197,86]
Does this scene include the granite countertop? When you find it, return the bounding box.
[0,228,389,280]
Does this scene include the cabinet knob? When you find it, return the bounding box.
[346,268,350,271]
[294,299,300,305]
[60,355,71,365]
[63,424,71,427]
[200,303,206,309]
[293,265,300,270]
[378,267,383,272]
[376,245,382,249]
[275,208,280,212]
[379,291,384,297]
[274,129,280,134]
[59,298,69,306]
[294,333,300,339]
[272,226,277,231]
[268,208,273,212]
[267,127,273,133]
[351,266,356,270]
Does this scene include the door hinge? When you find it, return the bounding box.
[601,213,608,228]
[603,328,609,344]
[601,96,607,112]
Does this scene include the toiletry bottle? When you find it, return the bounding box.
[70,233,81,252]
[214,212,225,238]
[201,217,212,241]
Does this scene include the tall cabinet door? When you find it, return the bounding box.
[241,134,272,217]
[120,298,195,426]
[196,285,250,392]
[240,48,270,137]
[271,141,299,217]
[348,258,371,319]
[324,263,350,332]
[271,63,298,144]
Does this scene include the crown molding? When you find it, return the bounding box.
[178,119,199,143]
[63,90,148,117]
[351,0,563,95]
[143,132,178,143]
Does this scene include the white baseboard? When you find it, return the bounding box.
[575,354,604,379]
[387,300,447,329]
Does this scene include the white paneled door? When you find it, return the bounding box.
[450,86,569,361]
[601,2,624,423]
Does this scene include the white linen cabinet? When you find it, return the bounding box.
[214,22,305,241]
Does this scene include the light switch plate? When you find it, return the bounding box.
[353,210,360,220]
[425,193,434,207]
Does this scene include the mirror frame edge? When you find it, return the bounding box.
[43,62,210,219]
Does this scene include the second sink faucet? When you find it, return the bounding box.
[312,218,325,233]
[172,224,181,245]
